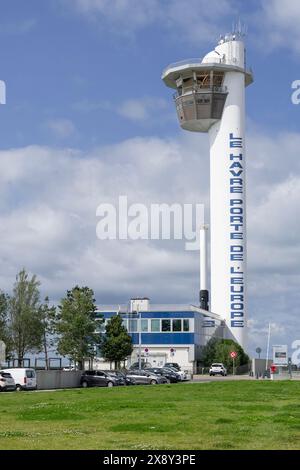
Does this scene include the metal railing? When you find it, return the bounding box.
[173,85,228,100]
[163,56,226,75]
[162,58,253,79]
[97,303,203,313]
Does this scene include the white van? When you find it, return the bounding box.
[5,368,37,391]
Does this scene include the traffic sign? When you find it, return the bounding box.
[230,351,237,359]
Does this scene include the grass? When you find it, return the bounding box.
[0,381,300,450]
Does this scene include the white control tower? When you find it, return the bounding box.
[162,32,253,349]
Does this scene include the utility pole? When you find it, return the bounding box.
[138,306,141,370]
[265,323,271,374]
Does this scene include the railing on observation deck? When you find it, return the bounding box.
[173,85,228,100]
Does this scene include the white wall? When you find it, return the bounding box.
[131,346,194,372]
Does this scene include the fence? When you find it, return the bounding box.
[36,370,82,390]
[2,357,63,369]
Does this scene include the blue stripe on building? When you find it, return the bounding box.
[97,311,194,319]
[129,333,194,345]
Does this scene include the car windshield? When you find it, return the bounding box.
[212,364,222,367]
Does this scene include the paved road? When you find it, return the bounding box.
[192,374,255,383]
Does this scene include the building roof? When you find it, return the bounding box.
[97,303,222,321]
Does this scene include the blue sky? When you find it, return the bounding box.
[0,0,300,356]
[1,0,299,149]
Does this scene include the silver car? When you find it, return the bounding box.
[126,370,168,385]
[0,371,16,391]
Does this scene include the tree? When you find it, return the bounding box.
[8,269,43,366]
[201,338,249,372]
[39,297,56,370]
[0,291,12,359]
[101,315,133,369]
[56,286,101,370]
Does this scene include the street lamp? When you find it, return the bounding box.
[138,306,141,370]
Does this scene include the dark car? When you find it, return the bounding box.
[146,367,179,383]
[108,371,136,385]
[164,362,181,371]
[80,370,122,388]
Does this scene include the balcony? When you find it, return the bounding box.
[174,86,228,132]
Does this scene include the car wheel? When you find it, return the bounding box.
[107,381,114,388]
[81,381,88,388]
[15,384,22,392]
[150,379,157,385]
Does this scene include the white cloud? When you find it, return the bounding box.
[73,97,169,123]
[1,128,300,352]
[62,0,300,55]
[258,0,300,53]
[117,97,168,121]
[63,0,235,44]
[46,118,76,138]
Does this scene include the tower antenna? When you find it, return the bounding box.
[232,18,247,39]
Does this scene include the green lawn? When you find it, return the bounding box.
[0,381,300,450]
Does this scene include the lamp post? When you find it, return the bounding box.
[137,306,142,370]
[265,323,271,375]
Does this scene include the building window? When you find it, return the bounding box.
[151,319,160,332]
[162,319,171,332]
[122,319,128,331]
[128,319,137,332]
[172,319,182,332]
[183,319,190,331]
[141,319,148,332]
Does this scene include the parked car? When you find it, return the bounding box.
[209,363,227,376]
[126,370,168,385]
[164,366,191,381]
[163,366,184,381]
[129,361,152,370]
[145,367,179,383]
[4,368,37,391]
[164,362,181,371]
[107,371,136,386]
[0,371,16,392]
[80,370,121,388]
